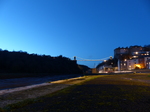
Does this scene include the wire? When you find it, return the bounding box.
[72,56,111,61]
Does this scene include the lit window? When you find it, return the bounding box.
[124,59,127,61]
[135,52,138,54]
[124,63,126,66]
[129,66,131,67]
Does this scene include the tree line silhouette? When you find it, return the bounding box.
[0,49,83,76]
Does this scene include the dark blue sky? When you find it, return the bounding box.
[0,0,150,68]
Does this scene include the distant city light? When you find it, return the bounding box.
[104,60,106,62]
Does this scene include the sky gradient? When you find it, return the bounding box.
[0,0,150,68]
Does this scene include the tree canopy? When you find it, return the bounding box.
[0,49,82,75]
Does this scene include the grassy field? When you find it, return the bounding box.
[1,73,150,112]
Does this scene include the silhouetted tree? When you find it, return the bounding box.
[0,49,83,77]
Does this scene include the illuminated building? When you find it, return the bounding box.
[114,45,150,70]
[146,59,150,69]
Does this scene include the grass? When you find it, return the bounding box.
[1,74,150,112]
[2,85,78,112]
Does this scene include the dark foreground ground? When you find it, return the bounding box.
[1,74,150,112]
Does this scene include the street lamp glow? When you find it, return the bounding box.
[104,60,106,62]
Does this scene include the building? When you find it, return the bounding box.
[114,45,150,70]
[96,58,118,73]
[127,58,145,70]
[146,59,150,69]
[144,57,150,67]
[97,65,118,73]
[91,68,98,73]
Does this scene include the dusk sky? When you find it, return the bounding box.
[0,0,150,68]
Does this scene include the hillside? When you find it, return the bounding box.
[0,49,82,78]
